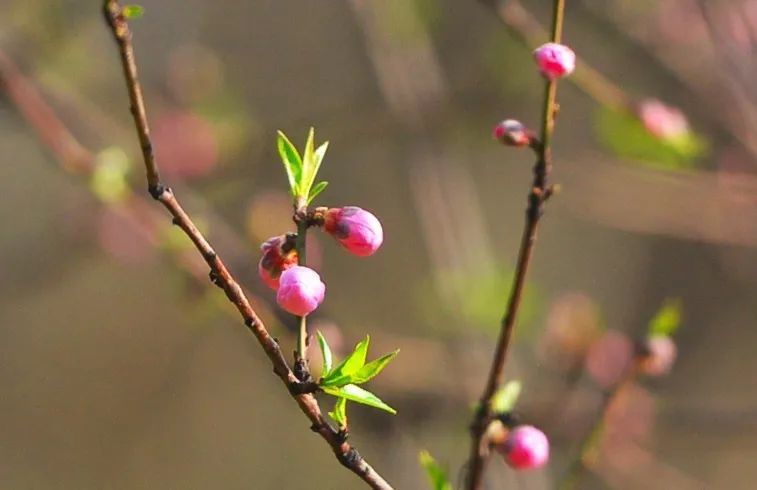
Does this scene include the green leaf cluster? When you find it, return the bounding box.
[277,128,329,204]
[316,332,399,424]
[418,450,452,490]
[648,298,682,337]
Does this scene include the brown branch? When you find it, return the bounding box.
[558,364,640,490]
[465,0,566,488]
[101,2,392,488]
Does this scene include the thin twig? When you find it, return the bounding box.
[558,366,638,490]
[465,0,566,488]
[294,203,310,379]
[101,2,392,488]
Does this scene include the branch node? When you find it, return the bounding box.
[288,380,319,396]
[208,270,223,288]
[148,183,165,200]
[339,447,363,469]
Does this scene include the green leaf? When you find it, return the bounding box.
[328,397,348,428]
[418,450,452,490]
[122,5,145,19]
[327,349,399,386]
[309,141,329,189]
[594,106,707,171]
[322,384,396,415]
[299,127,325,199]
[316,330,333,377]
[648,298,682,337]
[276,130,303,197]
[491,380,522,414]
[321,336,370,386]
[307,181,329,205]
[300,127,316,195]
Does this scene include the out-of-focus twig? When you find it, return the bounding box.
[466,0,567,488]
[558,366,638,490]
[101,1,392,488]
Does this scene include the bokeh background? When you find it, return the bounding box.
[1,0,757,488]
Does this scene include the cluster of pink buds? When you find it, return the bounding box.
[489,421,550,470]
[258,206,383,316]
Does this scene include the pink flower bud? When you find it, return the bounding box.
[639,335,677,376]
[533,43,576,80]
[493,119,533,147]
[258,235,298,290]
[324,207,383,257]
[276,265,326,316]
[637,99,689,140]
[500,425,550,470]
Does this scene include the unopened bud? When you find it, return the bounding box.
[324,206,383,257]
[276,265,326,316]
[638,335,677,376]
[258,234,298,290]
[637,99,689,140]
[533,43,576,80]
[493,119,534,147]
[496,425,550,470]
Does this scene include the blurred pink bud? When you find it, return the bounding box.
[152,111,218,179]
[276,265,326,316]
[639,335,677,376]
[637,99,689,140]
[324,207,383,257]
[499,425,550,470]
[258,235,298,290]
[493,119,533,147]
[533,43,575,80]
[585,330,633,389]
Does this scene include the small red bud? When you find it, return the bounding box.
[493,119,533,147]
[258,235,298,290]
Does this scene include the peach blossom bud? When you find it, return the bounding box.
[493,119,533,147]
[258,234,297,290]
[499,425,550,470]
[324,207,383,257]
[637,99,689,140]
[533,43,576,80]
[276,265,326,316]
[639,335,677,376]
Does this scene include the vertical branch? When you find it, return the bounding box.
[101,2,392,488]
[465,0,566,488]
[294,204,310,375]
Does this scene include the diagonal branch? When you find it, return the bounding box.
[465,0,566,488]
[101,2,392,488]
